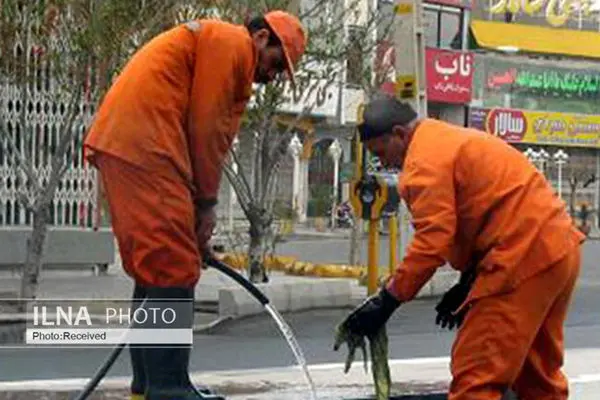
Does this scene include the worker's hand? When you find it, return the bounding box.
[338,288,401,340]
[434,269,475,330]
[196,206,216,257]
[333,322,368,374]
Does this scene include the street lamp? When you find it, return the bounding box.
[328,139,343,229]
[288,134,303,218]
[228,137,239,232]
[524,147,537,164]
[538,149,550,173]
[553,149,569,200]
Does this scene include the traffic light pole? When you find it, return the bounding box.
[349,0,427,295]
[394,0,427,264]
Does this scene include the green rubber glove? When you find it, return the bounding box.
[369,325,391,400]
[333,315,391,400]
[334,321,368,373]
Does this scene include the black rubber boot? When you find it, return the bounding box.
[142,286,226,400]
[130,284,147,397]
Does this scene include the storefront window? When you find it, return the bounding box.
[440,11,461,49]
[424,8,440,47]
[423,3,463,49]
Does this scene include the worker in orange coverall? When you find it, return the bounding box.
[336,94,585,400]
[83,11,306,400]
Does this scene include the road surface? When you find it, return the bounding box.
[0,240,598,398]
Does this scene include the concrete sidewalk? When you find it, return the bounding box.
[0,347,598,399]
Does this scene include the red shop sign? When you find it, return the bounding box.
[426,47,474,104]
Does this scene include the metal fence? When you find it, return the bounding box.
[0,61,99,228]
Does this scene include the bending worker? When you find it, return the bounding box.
[83,11,306,400]
[338,94,585,399]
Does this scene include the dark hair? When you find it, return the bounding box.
[358,94,418,141]
[245,16,282,47]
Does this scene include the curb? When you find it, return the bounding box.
[192,254,459,332]
[217,279,354,319]
[217,252,366,279]
[216,252,459,295]
[192,315,234,334]
[209,253,459,322]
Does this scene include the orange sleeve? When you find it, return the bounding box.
[386,158,457,302]
[186,24,255,208]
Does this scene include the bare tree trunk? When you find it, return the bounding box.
[348,216,362,265]
[18,204,50,334]
[569,180,577,217]
[247,218,268,283]
[19,206,49,297]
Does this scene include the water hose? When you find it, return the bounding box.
[71,298,148,400]
[204,257,270,305]
[71,257,268,400]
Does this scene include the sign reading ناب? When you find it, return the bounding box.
[425,48,474,104]
[469,107,600,148]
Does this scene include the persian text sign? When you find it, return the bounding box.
[426,48,474,104]
[469,107,600,148]
[485,66,600,99]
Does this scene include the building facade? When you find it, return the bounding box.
[466,0,600,228]
[424,0,474,126]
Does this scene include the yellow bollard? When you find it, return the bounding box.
[367,218,380,295]
[388,214,398,276]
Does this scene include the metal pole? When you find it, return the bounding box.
[388,213,398,276]
[558,162,563,200]
[228,160,238,232]
[595,149,600,229]
[329,139,342,230]
[367,219,379,295]
[331,159,339,229]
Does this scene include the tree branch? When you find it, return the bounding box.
[222,165,252,218]
[583,174,596,189]
[261,104,313,205]
[41,87,83,209]
[0,121,38,190]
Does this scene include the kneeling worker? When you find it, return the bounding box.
[338,94,584,399]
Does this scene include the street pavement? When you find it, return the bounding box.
[0,238,599,398]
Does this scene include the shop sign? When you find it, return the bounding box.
[469,107,600,148]
[486,66,600,99]
[426,48,474,104]
[471,0,600,31]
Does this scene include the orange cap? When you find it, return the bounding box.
[264,10,307,86]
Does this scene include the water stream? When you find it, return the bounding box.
[264,303,318,400]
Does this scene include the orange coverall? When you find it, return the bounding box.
[84,19,256,287]
[385,118,585,399]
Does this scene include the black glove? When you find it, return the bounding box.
[434,268,476,330]
[341,287,402,339]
